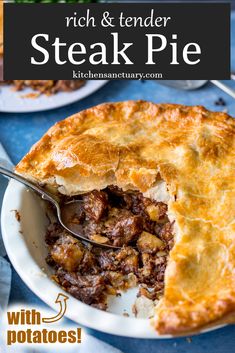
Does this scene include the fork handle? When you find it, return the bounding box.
[0,165,56,204]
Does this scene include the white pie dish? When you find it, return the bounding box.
[1,179,225,338]
[0,80,107,113]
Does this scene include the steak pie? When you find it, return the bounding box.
[16,101,235,335]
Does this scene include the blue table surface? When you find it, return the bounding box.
[0,11,235,353]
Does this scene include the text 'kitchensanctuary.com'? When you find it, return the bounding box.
[72,70,163,80]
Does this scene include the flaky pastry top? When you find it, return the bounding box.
[16,101,235,335]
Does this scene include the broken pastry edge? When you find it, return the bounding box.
[29,171,180,328]
[18,165,235,336]
[18,164,235,335]
[151,295,235,336]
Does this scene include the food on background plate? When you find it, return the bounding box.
[15,101,235,335]
[1,80,85,96]
[0,5,85,96]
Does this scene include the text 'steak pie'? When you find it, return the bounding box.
[16,101,235,335]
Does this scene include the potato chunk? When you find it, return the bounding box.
[90,234,109,244]
[51,234,84,272]
[146,205,161,221]
[146,203,167,222]
[137,231,164,254]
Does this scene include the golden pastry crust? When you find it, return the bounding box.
[16,101,235,335]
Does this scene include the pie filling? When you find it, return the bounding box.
[45,186,174,316]
[1,80,85,95]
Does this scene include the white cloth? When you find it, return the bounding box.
[0,256,12,353]
[0,257,11,308]
[6,336,123,353]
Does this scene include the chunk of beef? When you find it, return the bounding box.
[56,270,106,306]
[116,247,139,274]
[83,219,105,241]
[83,190,108,222]
[106,187,168,234]
[105,209,143,246]
[96,247,139,274]
[96,250,119,271]
[102,271,127,290]
[160,222,175,249]
[138,252,167,286]
[78,250,99,275]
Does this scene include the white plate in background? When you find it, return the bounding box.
[0,80,107,113]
